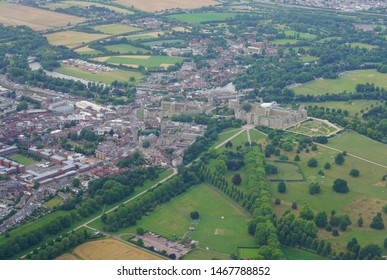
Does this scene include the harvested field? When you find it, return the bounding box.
[115,0,218,12]
[46,31,109,48]
[56,253,78,260]
[0,3,85,30]
[72,239,162,260]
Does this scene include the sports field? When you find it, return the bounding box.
[9,154,37,166]
[46,31,109,48]
[114,184,255,257]
[115,0,219,12]
[0,2,85,30]
[93,24,141,35]
[327,131,387,167]
[169,12,236,23]
[44,1,133,14]
[55,64,144,84]
[303,100,381,116]
[104,44,149,54]
[61,239,162,260]
[293,70,387,96]
[96,55,184,69]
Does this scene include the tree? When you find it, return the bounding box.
[294,155,300,161]
[265,164,278,175]
[332,229,339,236]
[291,202,297,209]
[314,211,328,227]
[384,238,387,250]
[335,153,345,165]
[136,238,144,247]
[282,142,293,151]
[136,227,145,235]
[232,173,242,185]
[142,141,151,148]
[332,179,349,193]
[17,101,28,111]
[277,182,286,193]
[190,211,199,220]
[324,162,331,170]
[309,182,321,195]
[72,178,80,188]
[214,159,227,175]
[357,216,363,227]
[242,103,252,112]
[370,212,384,230]
[349,169,360,177]
[275,198,281,205]
[383,204,387,214]
[307,158,318,168]
[299,204,314,220]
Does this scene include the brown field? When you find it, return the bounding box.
[45,31,109,48]
[70,239,163,260]
[0,3,85,30]
[115,0,219,12]
[56,253,79,260]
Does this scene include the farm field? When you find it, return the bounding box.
[96,55,184,69]
[169,12,237,23]
[92,24,141,35]
[74,46,104,55]
[45,31,109,48]
[55,64,144,84]
[115,0,219,12]
[0,2,85,30]
[9,154,37,166]
[60,239,163,260]
[44,1,133,14]
[107,184,256,257]
[303,100,381,116]
[292,69,387,96]
[283,30,317,39]
[104,44,150,54]
[287,120,339,137]
[327,131,387,167]
[266,161,304,181]
[122,32,165,41]
[143,39,185,46]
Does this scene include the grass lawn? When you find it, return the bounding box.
[209,128,242,149]
[293,69,387,96]
[282,246,329,260]
[43,197,62,209]
[302,100,381,116]
[267,161,304,181]
[249,129,266,143]
[169,12,237,23]
[55,64,144,84]
[103,55,184,69]
[350,43,376,50]
[45,31,109,48]
[9,154,37,166]
[183,248,230,260]
[104,44,149,54]
[103,184,255,257]
[327,131,387,167]
[238,247,260,259]
[216,130,248,153]
[92,24,141,35]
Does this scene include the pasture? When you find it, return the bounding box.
[69,239,163,260]
[9,154,37,166]
[46,31,109,48]
[303,100,381,116]
[0,2,85,30]
[98,55,184,69]
[327,131,387,167]
[55,64,144,84]
[350,43,376,50]
[74,46,104,56]
[169,12,237,23]
[104,44,150,54]
[143,39,185,46]
[123,32,165,41]
[292,70,387,96]
[115,0,219,12]
[287,120,339,137]
[283,30,317,40]
[115,184,255,257]
[93,24,141,35]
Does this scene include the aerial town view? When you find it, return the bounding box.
[0,0,386,264]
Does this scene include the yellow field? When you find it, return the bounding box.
[60,239,163,260]
[0,3,85,30]
[45,31,109,48]
[115,0,219,12]
[56,253,79,260]
[44,1,133,15]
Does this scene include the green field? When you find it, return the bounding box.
[249,129,266,143]
[55,64,144,84]
[125,34,155,41]
[238,247,261,259]
[169,12,237,23]
[105,55,184,69]
[327,131,387,167]
[9,154,37,166]
[44,197,63,209]
[210,128,243,149]
[301,56,319,63]
[216,130,248,153]
[143,39,185,46]
[293,69,387,96]
[75,46,104,55]
[350,43,376,50]
[105,184,255,257]
[284,30,317,40]
[282,246,328,260]
[303,100,381,116]
[93,24,140,35]
[271,39,300,45]
[104,44,149,54]
[267,161,304,181]
[44,1,133,14]
[287,120,338,137]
